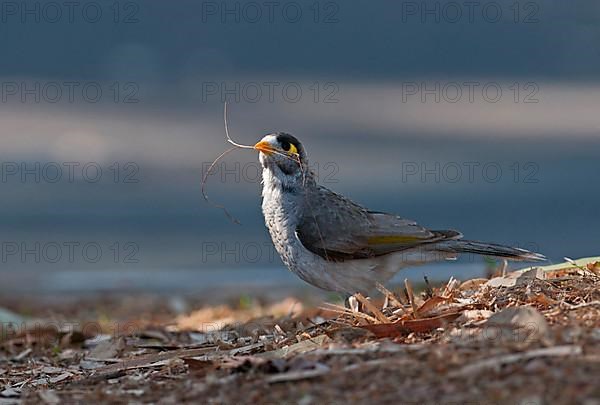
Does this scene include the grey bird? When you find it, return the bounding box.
[255,132,545,295]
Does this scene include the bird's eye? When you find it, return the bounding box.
[281,141,298,155]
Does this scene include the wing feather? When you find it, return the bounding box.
[296,186,461,261]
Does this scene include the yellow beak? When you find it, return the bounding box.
[254,140,276,155]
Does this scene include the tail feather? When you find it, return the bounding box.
[438,240,546,262]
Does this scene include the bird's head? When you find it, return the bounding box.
[254,132,311,190]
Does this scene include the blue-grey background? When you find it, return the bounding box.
[0,0,598,293]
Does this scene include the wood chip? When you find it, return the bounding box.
[415,296,452,317]
[265,363,330,383]
[376,283,405,307]
[353,293,389,323]
[486,268,545,288]
[260,335,329,359]
[13,348,32,361]
[90,346,218,378]
[566,300,600,310]
[449,345,582,377]
[404,279,419,318]
[49,372,72,384]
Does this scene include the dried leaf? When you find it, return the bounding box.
[587,261,600,275]
[360,312,462,338]
[415,296,452,317]
[528,293,558,307]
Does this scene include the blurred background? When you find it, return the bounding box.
[1,0,599,295]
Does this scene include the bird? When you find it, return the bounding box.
[254,132,545,296]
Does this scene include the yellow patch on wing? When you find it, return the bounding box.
[367,235,425,245]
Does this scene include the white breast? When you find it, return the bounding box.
[261,168,380,294]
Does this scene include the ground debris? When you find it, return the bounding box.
[0,257,598,404]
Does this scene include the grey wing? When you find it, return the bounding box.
[296,186,461,261]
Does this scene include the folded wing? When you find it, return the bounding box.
[296,186,461,261]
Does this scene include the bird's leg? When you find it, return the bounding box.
[500,259,508,276]
[345,294,362,313]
